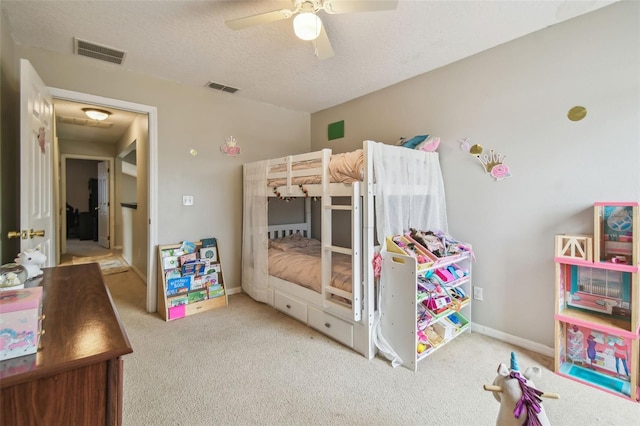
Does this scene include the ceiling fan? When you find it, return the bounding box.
[225,0,399,60]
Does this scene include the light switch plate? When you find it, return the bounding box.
[182,195,194,206]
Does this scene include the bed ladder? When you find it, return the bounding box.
[321,181,362,322]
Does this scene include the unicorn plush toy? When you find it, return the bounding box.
[484,352,559,426]
[15,245,47,280]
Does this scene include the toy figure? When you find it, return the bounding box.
[484,352,558,426]
[586,334,597,370]
[614,336,630,380]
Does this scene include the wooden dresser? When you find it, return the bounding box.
[0,263,133,425]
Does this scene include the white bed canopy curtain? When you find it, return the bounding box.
[370,142,448,244]
[242,161,269,303]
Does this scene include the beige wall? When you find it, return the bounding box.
[0,8,20,263]
[114,114,148,278]
[311,2,640,349]
[13,44,310,294]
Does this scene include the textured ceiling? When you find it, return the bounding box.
[2,0,617,120]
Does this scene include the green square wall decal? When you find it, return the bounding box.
[328,120,344,141]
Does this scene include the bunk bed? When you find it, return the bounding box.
[242,140,448,359]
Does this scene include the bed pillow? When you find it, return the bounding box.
[401,134,429,149]
[269,233,320,251]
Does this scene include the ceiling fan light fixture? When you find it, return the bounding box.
[293,12,322,41]
[82,108,111,121]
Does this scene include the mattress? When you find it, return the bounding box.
[267,149,364,186]
[268,234,352,295]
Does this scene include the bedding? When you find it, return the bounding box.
[268,149,364,186]
[268,235,352,295]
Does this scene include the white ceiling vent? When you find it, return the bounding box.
[74,37,126,65]
[206,81,239,94]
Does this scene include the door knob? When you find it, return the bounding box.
[8,230,26,239]
[29,229,45,238]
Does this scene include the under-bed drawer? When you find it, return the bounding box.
[308,306,354,348]
[274,291,307,323]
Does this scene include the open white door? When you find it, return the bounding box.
[97,161,110,248]
[16,59,55,266]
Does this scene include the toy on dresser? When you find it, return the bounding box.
[14,245,47,280]
[0,287,44,361]
[484,352,559,426]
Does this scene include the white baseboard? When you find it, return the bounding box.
[471,323,554,358]
[226,286,242,296]
[130,265,147,283]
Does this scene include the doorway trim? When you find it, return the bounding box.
[50,87,159,313]
[60,155,115,254]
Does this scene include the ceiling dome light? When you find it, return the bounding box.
[293,12,321,41]
[82,108,111,121]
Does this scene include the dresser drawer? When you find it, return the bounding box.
[308,306,354,348]
[274,291,307,323]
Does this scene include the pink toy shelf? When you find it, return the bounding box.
[554,202,640,402]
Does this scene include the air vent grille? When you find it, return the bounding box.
[74,38,126,65]
[206,81,239,93]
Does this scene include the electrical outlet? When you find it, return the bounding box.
[473,286,483,301]
[182,195,194,206]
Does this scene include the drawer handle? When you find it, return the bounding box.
[324,322,331,328]
[286,304,291,309]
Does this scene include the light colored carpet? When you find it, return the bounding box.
[104,271,640,425]
[72,254,129,275]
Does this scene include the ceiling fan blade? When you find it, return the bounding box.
[314,25,334,60]
[225,9,294,30]
[323,0,398,14]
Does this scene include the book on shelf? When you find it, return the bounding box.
[162,256,179,271]
[168,295,189,307]
[165,269,182,280]
[161,248,185,258]
[208,284,225,299]
[200,247,217,261]
[201,237,217,248]
[179,252,197,266]
[166,276,192,295]
[182,260,207,276]
[188,290,207,304]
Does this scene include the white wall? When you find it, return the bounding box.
[15,45,311,294]
[311,2,640,348]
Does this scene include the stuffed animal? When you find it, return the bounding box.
[15,245,47,280]
[484,352,558,426]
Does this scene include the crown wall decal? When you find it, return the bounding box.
[459,138,512,181]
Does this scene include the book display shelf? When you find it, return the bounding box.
[554,202,639,401]
[157,238,228,321]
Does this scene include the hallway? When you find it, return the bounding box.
[60,239,121,266]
